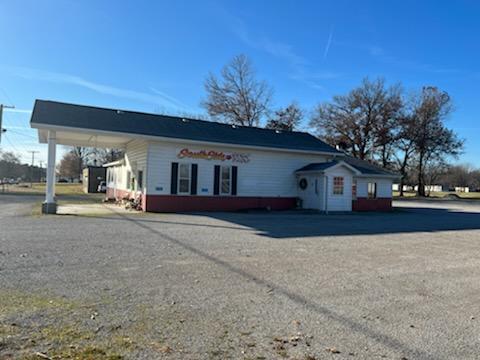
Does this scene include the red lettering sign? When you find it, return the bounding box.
[177,148,249,163]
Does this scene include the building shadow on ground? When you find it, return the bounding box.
[73,204,480,239]
[196,207,480,238]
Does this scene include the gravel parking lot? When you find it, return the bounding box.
[1,194,480,359]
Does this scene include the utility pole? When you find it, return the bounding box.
[39,161,44,182]
[28,150,39,188]
[0,104,15,144]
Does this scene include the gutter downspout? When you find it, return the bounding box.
[324,174,329,215]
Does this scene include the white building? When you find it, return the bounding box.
[31,100,397,213]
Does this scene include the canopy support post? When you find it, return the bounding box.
[42,130,57,214]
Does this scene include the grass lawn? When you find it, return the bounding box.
[2,182,85,196]
[393,190,480,199]
[0,183,106,216]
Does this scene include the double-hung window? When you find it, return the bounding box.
[178,163,191,194]
[333,176,344,195]
[214,165,237,196]
[220,166,231,195]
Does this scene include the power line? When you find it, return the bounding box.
[0,87,14,108]
[6,128,38,140]
[2,132,32,157]
[3,133,21,153]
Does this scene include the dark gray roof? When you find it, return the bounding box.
[296,161,339,172]
[30,100,341,154]
[296,157,398,177]
[343,156,398,176]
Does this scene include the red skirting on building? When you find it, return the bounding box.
[144,195,297,212]
[352,197,392,211]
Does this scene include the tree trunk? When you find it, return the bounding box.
[398,150,410,197]
[417,153,425,197]
[382,145,388,168]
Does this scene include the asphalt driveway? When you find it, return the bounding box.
[1,194,480,359]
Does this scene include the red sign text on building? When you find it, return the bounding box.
[177,148,250,163]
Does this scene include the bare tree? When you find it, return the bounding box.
[202,54,272,127]
[373,85,403,167]
[393,110,417,196]
[265,102,303,131]
[410,87,463,196]
[90,148,124,165]
[422,160,449,196]
[58,150,83,181]
[0,150,21,179]
[310,78,402,161]
[439,164,479,190]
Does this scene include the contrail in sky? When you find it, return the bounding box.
[323,26,334,59]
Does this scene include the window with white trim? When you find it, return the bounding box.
[368,182,377,199]
[333,176,344,195]
[178,163,191,194]
[126,171,131,190]
[220,166,231,194]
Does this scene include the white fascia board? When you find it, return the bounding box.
[354,173,399,180]
[296,162,361,176]
[325,161,362,175]
[30,123,344,157]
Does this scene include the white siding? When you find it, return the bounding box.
[325,168,353,211]
[146,141,334,197]
[356,177,392,198]
[106,140,148,192]
[124,140,148,192]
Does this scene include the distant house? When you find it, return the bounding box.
[31,100,398,213]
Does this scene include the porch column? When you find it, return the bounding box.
[42,130,57,214]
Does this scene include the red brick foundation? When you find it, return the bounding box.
[144,195,297,213]
[352,198,392,211]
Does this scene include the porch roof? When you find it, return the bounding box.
[296,158,399,178]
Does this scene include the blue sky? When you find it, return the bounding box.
[0,0,479,166]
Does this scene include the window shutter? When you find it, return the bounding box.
[171,162,178,194]
[191,164,198,195]
[213,165,220,195]
[231,166,238,196]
